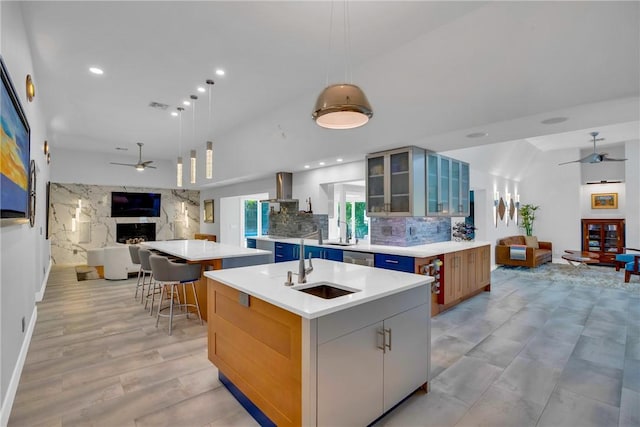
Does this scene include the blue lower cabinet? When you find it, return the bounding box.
[374,253,415,273]
[304,246,344,262]
[246,238,257,248]
[275,242,299,262]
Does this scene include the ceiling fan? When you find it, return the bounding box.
[559,132,627,165]
[110,142,156,171]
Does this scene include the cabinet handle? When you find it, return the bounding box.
[377,329,386,353]
[385,328,392,352]
[385,259,399,264]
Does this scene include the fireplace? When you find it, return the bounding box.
[116,223,156,244]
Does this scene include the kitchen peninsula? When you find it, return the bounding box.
[205,259,433,426]
[141,239,271,317]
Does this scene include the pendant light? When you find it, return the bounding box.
[189,95,198,184]
[312,0,373,129]
[205,79,215,179]
[176,107,184,188]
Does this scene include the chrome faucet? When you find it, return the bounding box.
[284,228,323,286]
[338,220,352,243]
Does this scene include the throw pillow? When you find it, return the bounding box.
[524,235,539,249]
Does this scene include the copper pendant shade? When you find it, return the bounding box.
[312,83,373,130]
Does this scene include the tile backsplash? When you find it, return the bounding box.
[370,216,451,246]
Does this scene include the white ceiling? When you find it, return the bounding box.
[18,1,640,186]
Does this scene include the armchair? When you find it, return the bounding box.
[614,247,640,271]
[495,235,552,268]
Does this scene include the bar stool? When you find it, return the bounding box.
[149,254,202,335]
[129,245,143,300]
[137,248,156,309]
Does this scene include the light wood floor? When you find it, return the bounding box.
[8,266,257,427]
[10,265,640,427]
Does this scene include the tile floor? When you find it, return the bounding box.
[8,265,640,426]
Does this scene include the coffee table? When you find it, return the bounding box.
[562,250,599,268]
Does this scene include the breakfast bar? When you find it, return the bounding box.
[205,259,433,426]
[141,239,271,317]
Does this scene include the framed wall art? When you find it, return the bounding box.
[591,193,618,209]
[1,55,31,226]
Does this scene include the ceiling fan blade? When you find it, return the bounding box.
[144,165,157,169]
[558,159,580,165]
[110,162,137,167]
[140,160,154,166]
[601,156,627,162]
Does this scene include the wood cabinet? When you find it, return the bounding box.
[317,303,429,426]
[582,218,625,264]
[366,146,426,216]
[426,153,470,216]
[441,245,490,307]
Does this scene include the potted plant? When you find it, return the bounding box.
[519,204,539,236]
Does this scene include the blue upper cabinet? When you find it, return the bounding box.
[275,242,300,262]
[246,238,257,248]
[304,245,344,262]
[374,253,415,273]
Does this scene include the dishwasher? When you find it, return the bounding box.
[343,251,374,267]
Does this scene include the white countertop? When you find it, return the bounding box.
[205,259,433,319]
[252,236,490,258]
[141,239,271,262]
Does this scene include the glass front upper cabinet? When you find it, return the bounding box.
[366,147,425,217]
[426,153,470,217]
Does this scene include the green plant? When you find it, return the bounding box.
[519,204,539,236]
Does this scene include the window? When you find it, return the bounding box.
[243,198,270,239]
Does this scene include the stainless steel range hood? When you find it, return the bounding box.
[260,172,298,203]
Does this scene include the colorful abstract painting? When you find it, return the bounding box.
[1,56,30,222]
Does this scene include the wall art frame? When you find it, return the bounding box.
[591,193,618,209]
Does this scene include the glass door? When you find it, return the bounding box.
[389,151,410,213]
[427,154,439,215]
[587,223,602,251]
[439,157,450,214]
[460,163,470,215]
[604,223,619,253]
[367,155,385,214]
[450,160,460,215]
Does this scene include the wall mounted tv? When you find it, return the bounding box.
[111,192,161,217]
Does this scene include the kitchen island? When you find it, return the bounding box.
[205,259,433,427]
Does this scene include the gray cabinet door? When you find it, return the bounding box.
[317,322,384,426]
[383,304,430,412]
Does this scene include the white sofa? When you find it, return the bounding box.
[88,244,138,280]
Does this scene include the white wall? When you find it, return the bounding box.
[1,2,51,424]
[625,141,640,248]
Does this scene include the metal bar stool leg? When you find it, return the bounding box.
[134,266,142,300]
[155,283,166,329]
[168,284,175,336]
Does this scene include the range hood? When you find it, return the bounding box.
[260,172,299,203]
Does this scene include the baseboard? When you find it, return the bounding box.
[0,306,37,427]
[35,258,52,302]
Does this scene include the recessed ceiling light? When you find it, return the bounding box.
[89,67,104,75]
[215,69,225,76]
[541,117,568,125]
[319,162,325,166]
[171,111,178,117]
[183,100,191,106]
[304,165,310,169]
[466,132,488,138]
[336,158,343,162]
[197,86,206,93]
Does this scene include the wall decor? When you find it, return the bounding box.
[26,73,35,102]
[45,181,51,239]
[591,193,618,209]
[29,159,36,227]
[1,56,31,226]
[203,199,214,223]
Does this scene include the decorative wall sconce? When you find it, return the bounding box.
[184,207,189,228]
[46,152,51,164]
[515,194,520,225]
[44,140,49,155]
[498,196,506,223]
[494,191,500,228]
[26,74,35,102]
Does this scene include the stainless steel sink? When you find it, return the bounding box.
[294,282,359,299]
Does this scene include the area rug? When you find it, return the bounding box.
[497,263,640,292]
[75,265,100,281]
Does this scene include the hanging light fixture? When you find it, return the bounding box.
[189,95,198,184]
[205,79,215,179]
[312,0,373,129]
[176,107,184,188]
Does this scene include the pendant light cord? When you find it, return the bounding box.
[324,1,335,87]
[345,0,352,83]
[208,84,212,137]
